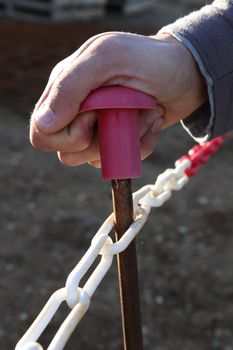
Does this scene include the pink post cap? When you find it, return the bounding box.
[80,86,157,180]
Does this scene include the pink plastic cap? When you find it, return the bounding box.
[80,86,157,180]
[80,86,157,112]
[98,109,141,179]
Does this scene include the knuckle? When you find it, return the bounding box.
[68,118,91,151]
[58,152,77,167]
[30,129,50,151]
[78,137,89,151]
[69,133,90,152]
[53,76,70,99]
[49,61,64,82]
[94,33,123,60]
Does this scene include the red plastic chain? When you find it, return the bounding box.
[176,135,227,177]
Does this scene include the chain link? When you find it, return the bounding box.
[15,137,225,350]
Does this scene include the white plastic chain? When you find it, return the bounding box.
[15,158,191,350]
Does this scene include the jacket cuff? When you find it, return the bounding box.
[158,1,233,141]
[164,33,213,143]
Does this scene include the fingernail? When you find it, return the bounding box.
[89,160,101,168]
[151,117,163,135]
[33,106,55,128]
[146,110,163,125]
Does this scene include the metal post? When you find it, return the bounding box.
[111,178,143,350]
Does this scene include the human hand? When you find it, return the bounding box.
[30,32,207,167]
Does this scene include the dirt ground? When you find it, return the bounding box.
[0,13,233,350]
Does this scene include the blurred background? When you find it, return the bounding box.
[1,1,233,349]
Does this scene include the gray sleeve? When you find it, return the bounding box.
[158,0,233,142]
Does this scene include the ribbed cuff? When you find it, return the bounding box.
[159,32,213,143]
[158,1,233,141]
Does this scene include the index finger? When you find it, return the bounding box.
[31,33,121,134]
[34,31,120,114]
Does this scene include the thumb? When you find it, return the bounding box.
[31,35,117,135]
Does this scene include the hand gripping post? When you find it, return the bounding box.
[80,86,156,350]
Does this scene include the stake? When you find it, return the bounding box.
[112,178,143,350]
[80,86,156,350]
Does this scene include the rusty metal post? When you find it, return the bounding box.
[79,86,154,349]
[111,178,143,350]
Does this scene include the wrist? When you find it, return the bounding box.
[151,33,207,114]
